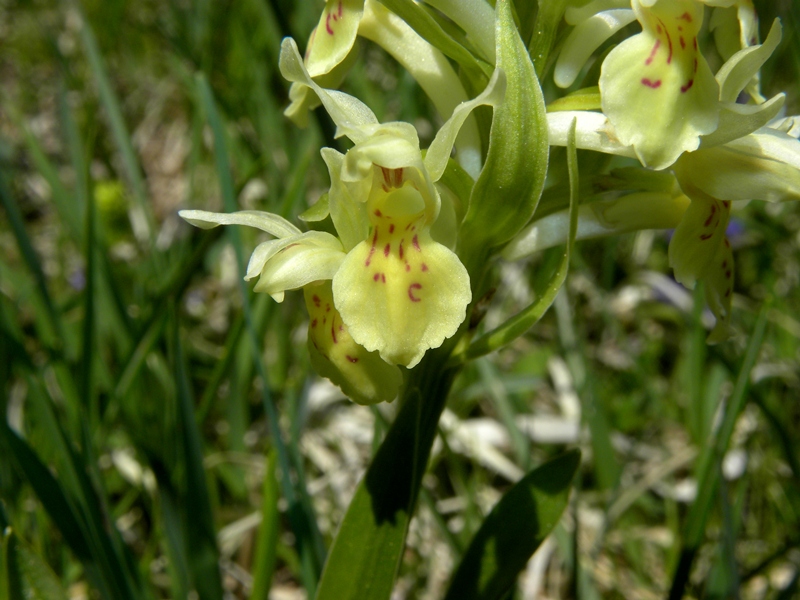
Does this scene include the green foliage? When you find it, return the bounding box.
[444,450,580,600]
[0,1,798,599]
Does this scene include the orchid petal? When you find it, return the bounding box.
[253,236,346,301]
[304,283,402,405]
[179,209,301,238]
[668,192,731,289]
[555,9,637,89]
[279,37,378,143]
[700,93,785,148]
[305,0,365,78]
[425,67,506,182]
[676,142,800,203]
[332,183,470,367]
[321,148,370,251]
[599,0,719,169]
[716,19,781,103]
[245,231,344,280]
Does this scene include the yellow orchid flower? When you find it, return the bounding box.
[541,110,800,341]
[179,38,505,401]
[555,0,768,170]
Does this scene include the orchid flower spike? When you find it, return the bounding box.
[180,38,505,401]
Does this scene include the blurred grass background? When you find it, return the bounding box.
[1,0,800,598]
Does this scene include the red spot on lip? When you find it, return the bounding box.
[412,235,421,251]
[311,319,317,328]
[408,283,422,302]
[373,273,380,281]
[374,209,382,217]
[346,355,359,363]
[723,201,731,208]
[700,233,713,241]
[326,303,331,312]
[421,263,428,272]
[645,39,661,65]
[383,243,391,257]
[677,12,692,22]
[365,228,378,266]
[725,270,732,279]
[693,57,698,73]
[381,273,386,283]
[680,36,686,50]
[325,13,334,35]
[338,0,343,18]
[331,323,337,344]
[642,78,662,88]
[724,239,731,248]
[722,260,728,269]
[399,241,404,260]
[389,224,395,233]
[693,37,698,50]
[681,79,694,93]
[704,205,717,226]
[312,295,321,307]
[405,263,411,272]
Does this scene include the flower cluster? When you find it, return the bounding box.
[543,0,798,342]
[181,0,800,403]
[181,36,504,403]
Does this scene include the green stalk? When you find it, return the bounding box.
[314,336,461,600]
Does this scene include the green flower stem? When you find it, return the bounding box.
[314,336,461,600]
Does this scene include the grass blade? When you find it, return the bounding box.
[0,423,92,563]
[195,72,326,591]
[0,170,64,351]
[74,3,155,243]
[669,302,770,599]
[1,528,69,600]
[172,314,224,600]
[249,449,280,600]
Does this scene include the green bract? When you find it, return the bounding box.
[459,0,548,253]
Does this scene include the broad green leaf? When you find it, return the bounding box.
[2,528,68,600]
[314,345,457,600]
[443,450,581,600]
[459,0,548,258]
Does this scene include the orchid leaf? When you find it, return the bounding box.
[443,450,581,600]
